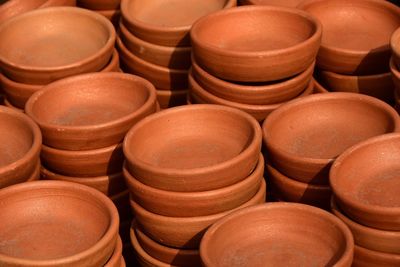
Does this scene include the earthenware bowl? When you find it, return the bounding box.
[0,7,116,85]
[312,77,329,93]
[192,57,315,105]
[156,89,187,109]
[78,0,120,10]
[390,56,400,94]
[104,236,123,267]
[119,21,191,69]
[353,245,400,267]
[262,93,400,183]
[124,104,262,192]
[191,5,321,82]
[121,0,236,47]
[200,202,354,267]
[189,71,314,122]
[25,72,157,150]
[124,154,263,217]
[0,106,42,189]
[390,26,400,68]
[239,0,303,7]
[330,133,400,231]
[298,0,400,75]
[0,0,47,24]
[131,179,266,249]
[0,180,119,267]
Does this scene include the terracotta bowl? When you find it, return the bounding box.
[156,89,187,109]
[25,72,157,150]
[124,153,263,217]
[133,221,201,267]
[298,0,400,75]
[123,104,262,192]
[331,198,400,254]
[104,236,123,267]
[27,160,41,182]
[121,0,236,47]
[189,71,314,122]
[266,164,331,210]
[131,179,266,249]
[330,133,400,231]
[390,26,400,69]
[390,56,400,94]
[40,166,126,196]
[0,180,119,267]
[0,7,116,85]
[119,21,191,69]
[312,76,329,93]
[353,245,400,267]
[319,70,394,104]
[78,0,120,10]
[118,37,188,90]
[262,92,400,183]
[200,202,354,267]
[0,0,47,24]
[0,106,42,189]
[40,0,77,7]
[191,5,321,82]
[239,0,303,7]
[192,57,315,105]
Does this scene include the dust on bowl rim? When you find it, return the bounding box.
[0,180,119,266]
[190,5,322,57]
[0,7,116,72]
[123,104,262,176]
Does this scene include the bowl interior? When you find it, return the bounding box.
[302,0,400,51]
[267,95,397,160]
[0,185,111,260]
[127,107,255,169]
[194,7,316,53]
[0,8,111,68]
[30,75,151,127]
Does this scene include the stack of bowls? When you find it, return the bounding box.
[299,0,400,104]
[262,93,400,210]
[77,0,121,28]
[390,28,400,112]
[25,73,158,241]
[118,0,236,109]
[0,180,125,266]
[0,106,41,189]
[0,7,118,112]
[189,5,322,122]
[123,104,265,266]
[330,133,400,267]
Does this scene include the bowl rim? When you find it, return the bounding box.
[0,7,116,72]
[190,5,322,58]
[390,55,400,79]
[319,69,392,81]
[391,27,400,58]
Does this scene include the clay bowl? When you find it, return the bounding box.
[40,0,77,7]
[118,37,188,90]
[25,72,157,150]
[104,236,123,267]
[319,70,394,104]
[189,71,314,122]
[130,179,266,249]
[123,104,262,192]
[262,92,400,183]
[192,56,315,105]
[0,106,42,189]
[156,89,188,109]
[266,164,331,210]
[121,0,236,47]
[78,0,120,10]
[353,245,400,267]
[390,56,400,94]
[239,0,303,7]
[190,5,321,82]
[312,76,329,93]
[298,0,400,75]
[124,153,264,217]
[0,180,119,267]
[200,202,354,267]
[390,26,400,68]
[330,133,400,231]
[0,7,116,85]
[26,160,41,182]
[0,0,47,24]
[119,21,191,69]
[331,198,400,254]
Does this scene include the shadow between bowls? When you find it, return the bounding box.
[156,89,188,109]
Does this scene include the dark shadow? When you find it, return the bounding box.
[354,45,391,75]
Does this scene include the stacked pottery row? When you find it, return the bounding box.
[188,5,321,122]
[77,0,121,28]
[0,180,125,266]
[0,6,117,111]
[390,28,400,112]
[123,104,265,266]
[299,0,400,104]
[330,134,400,267]
[262,93,400,210]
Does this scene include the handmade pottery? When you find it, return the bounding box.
[262,93,400,183]
[103,237,123,267]
[40,0,76,7]
[200,202,354,267]
[123,104,262,192]
[121,0,236,47]
[389,56,400,94]
[390,26,400,68]
[312,77,329,93]
[239,0,303,7]
[0,0,47,24]
[156,89,188,109]
[330,133,400,231]
[130,179,266,249]
[25,72,157,150]
[298,0,400,75]
[0,180,119,267]
[0,7,116,85]
[26,160,41,182]
[0,106,42,189]
[352,245,400,267]
[78,0,120,10]
[191,5,321,82]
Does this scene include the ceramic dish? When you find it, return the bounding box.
[352,245,400,267]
